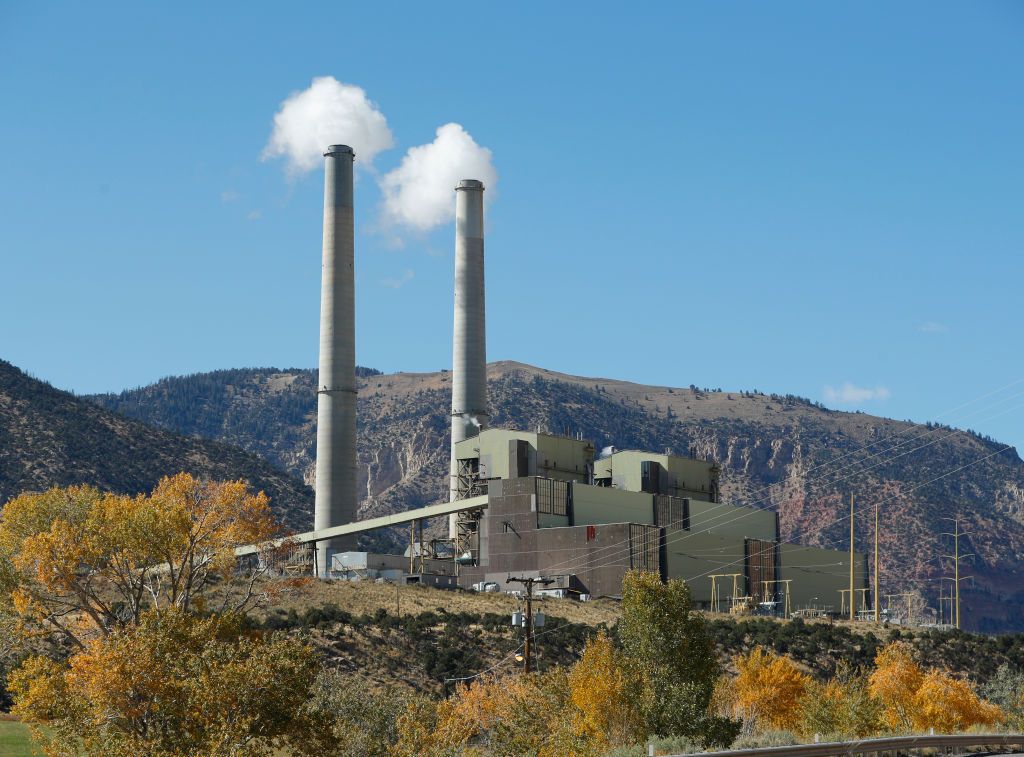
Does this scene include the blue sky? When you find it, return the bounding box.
[2,2,1022,450]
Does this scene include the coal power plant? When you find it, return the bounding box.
[237,145,869,619]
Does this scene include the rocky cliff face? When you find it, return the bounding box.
[90,361,1024,632]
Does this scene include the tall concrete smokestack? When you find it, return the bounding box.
[314,144,358,572]
[449,179,488,537]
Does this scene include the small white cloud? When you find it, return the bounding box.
[378,123,497,232]
[262,77,394,176]
[220,189,239,203]
[381,268,414,289]
[246,209,262,221]
[920,321,949,333]
[824,383,891,404]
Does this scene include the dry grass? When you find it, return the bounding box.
[249,576,622,627]
[251,578,880,634]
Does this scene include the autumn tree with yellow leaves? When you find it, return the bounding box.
[10,608,326,757]
[722,642,1003,740]
[0,474,282,647]
[869,642,1003,733]
[392,670,590,756]
[391,571,741,754]
[867,641,924,731]
[914,669,1004,732]
[0,475,324,757]
[567,630,644,749]
[730,646,811,732]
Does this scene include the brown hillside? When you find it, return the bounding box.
[0,360,313,530]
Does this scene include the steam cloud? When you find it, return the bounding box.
[823,383,891,404]
[263,80,498,234]
[379,123,497,232]
[262,77,394,175]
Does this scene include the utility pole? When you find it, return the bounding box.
[940,578,955,626]
[409,522,415,575]
[506,576,553,673]
[941,517,973,631]
[874,500,880,623]
[418,519,425,578]
[849,493,855,622]
[953,518,959,629]
[855,588,870,618]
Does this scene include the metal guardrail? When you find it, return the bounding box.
[670,733,1024,757]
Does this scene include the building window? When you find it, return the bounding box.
[536,478,568,516]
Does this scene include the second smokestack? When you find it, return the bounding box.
[314,144,358,573]
[449,180,488,534]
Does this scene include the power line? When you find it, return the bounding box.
[458,446,997,684]
[689,378,1024,514]
[568,444,1012,592]
[450,398,1021,682]
[534,395,1024,579]
[534,399,1024,582]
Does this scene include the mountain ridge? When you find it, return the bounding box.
[0,359,313,531]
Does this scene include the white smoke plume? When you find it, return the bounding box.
[823,382,891,404]
[262,77,394,175]
[378,123,497,232]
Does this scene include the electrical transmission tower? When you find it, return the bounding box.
[941,516,973,630]
[849,493,856,621]
[874,499,881,623]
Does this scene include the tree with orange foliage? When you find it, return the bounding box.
[869,641,1004,733]
[913,669,1004,732]
[0,475,308,756]
[10,608,324,757]
[568,630,643,748]
[732,646,811,732]
[867,641,923,731]
[0,474,282,647]
[393,670,589,757]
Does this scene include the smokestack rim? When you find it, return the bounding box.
[324,144,355,157]
[455,179,485,191]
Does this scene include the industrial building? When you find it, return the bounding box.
[236,143,871,618]
[450,428,868,612]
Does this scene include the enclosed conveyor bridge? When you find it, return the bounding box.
[234,495,488,558]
